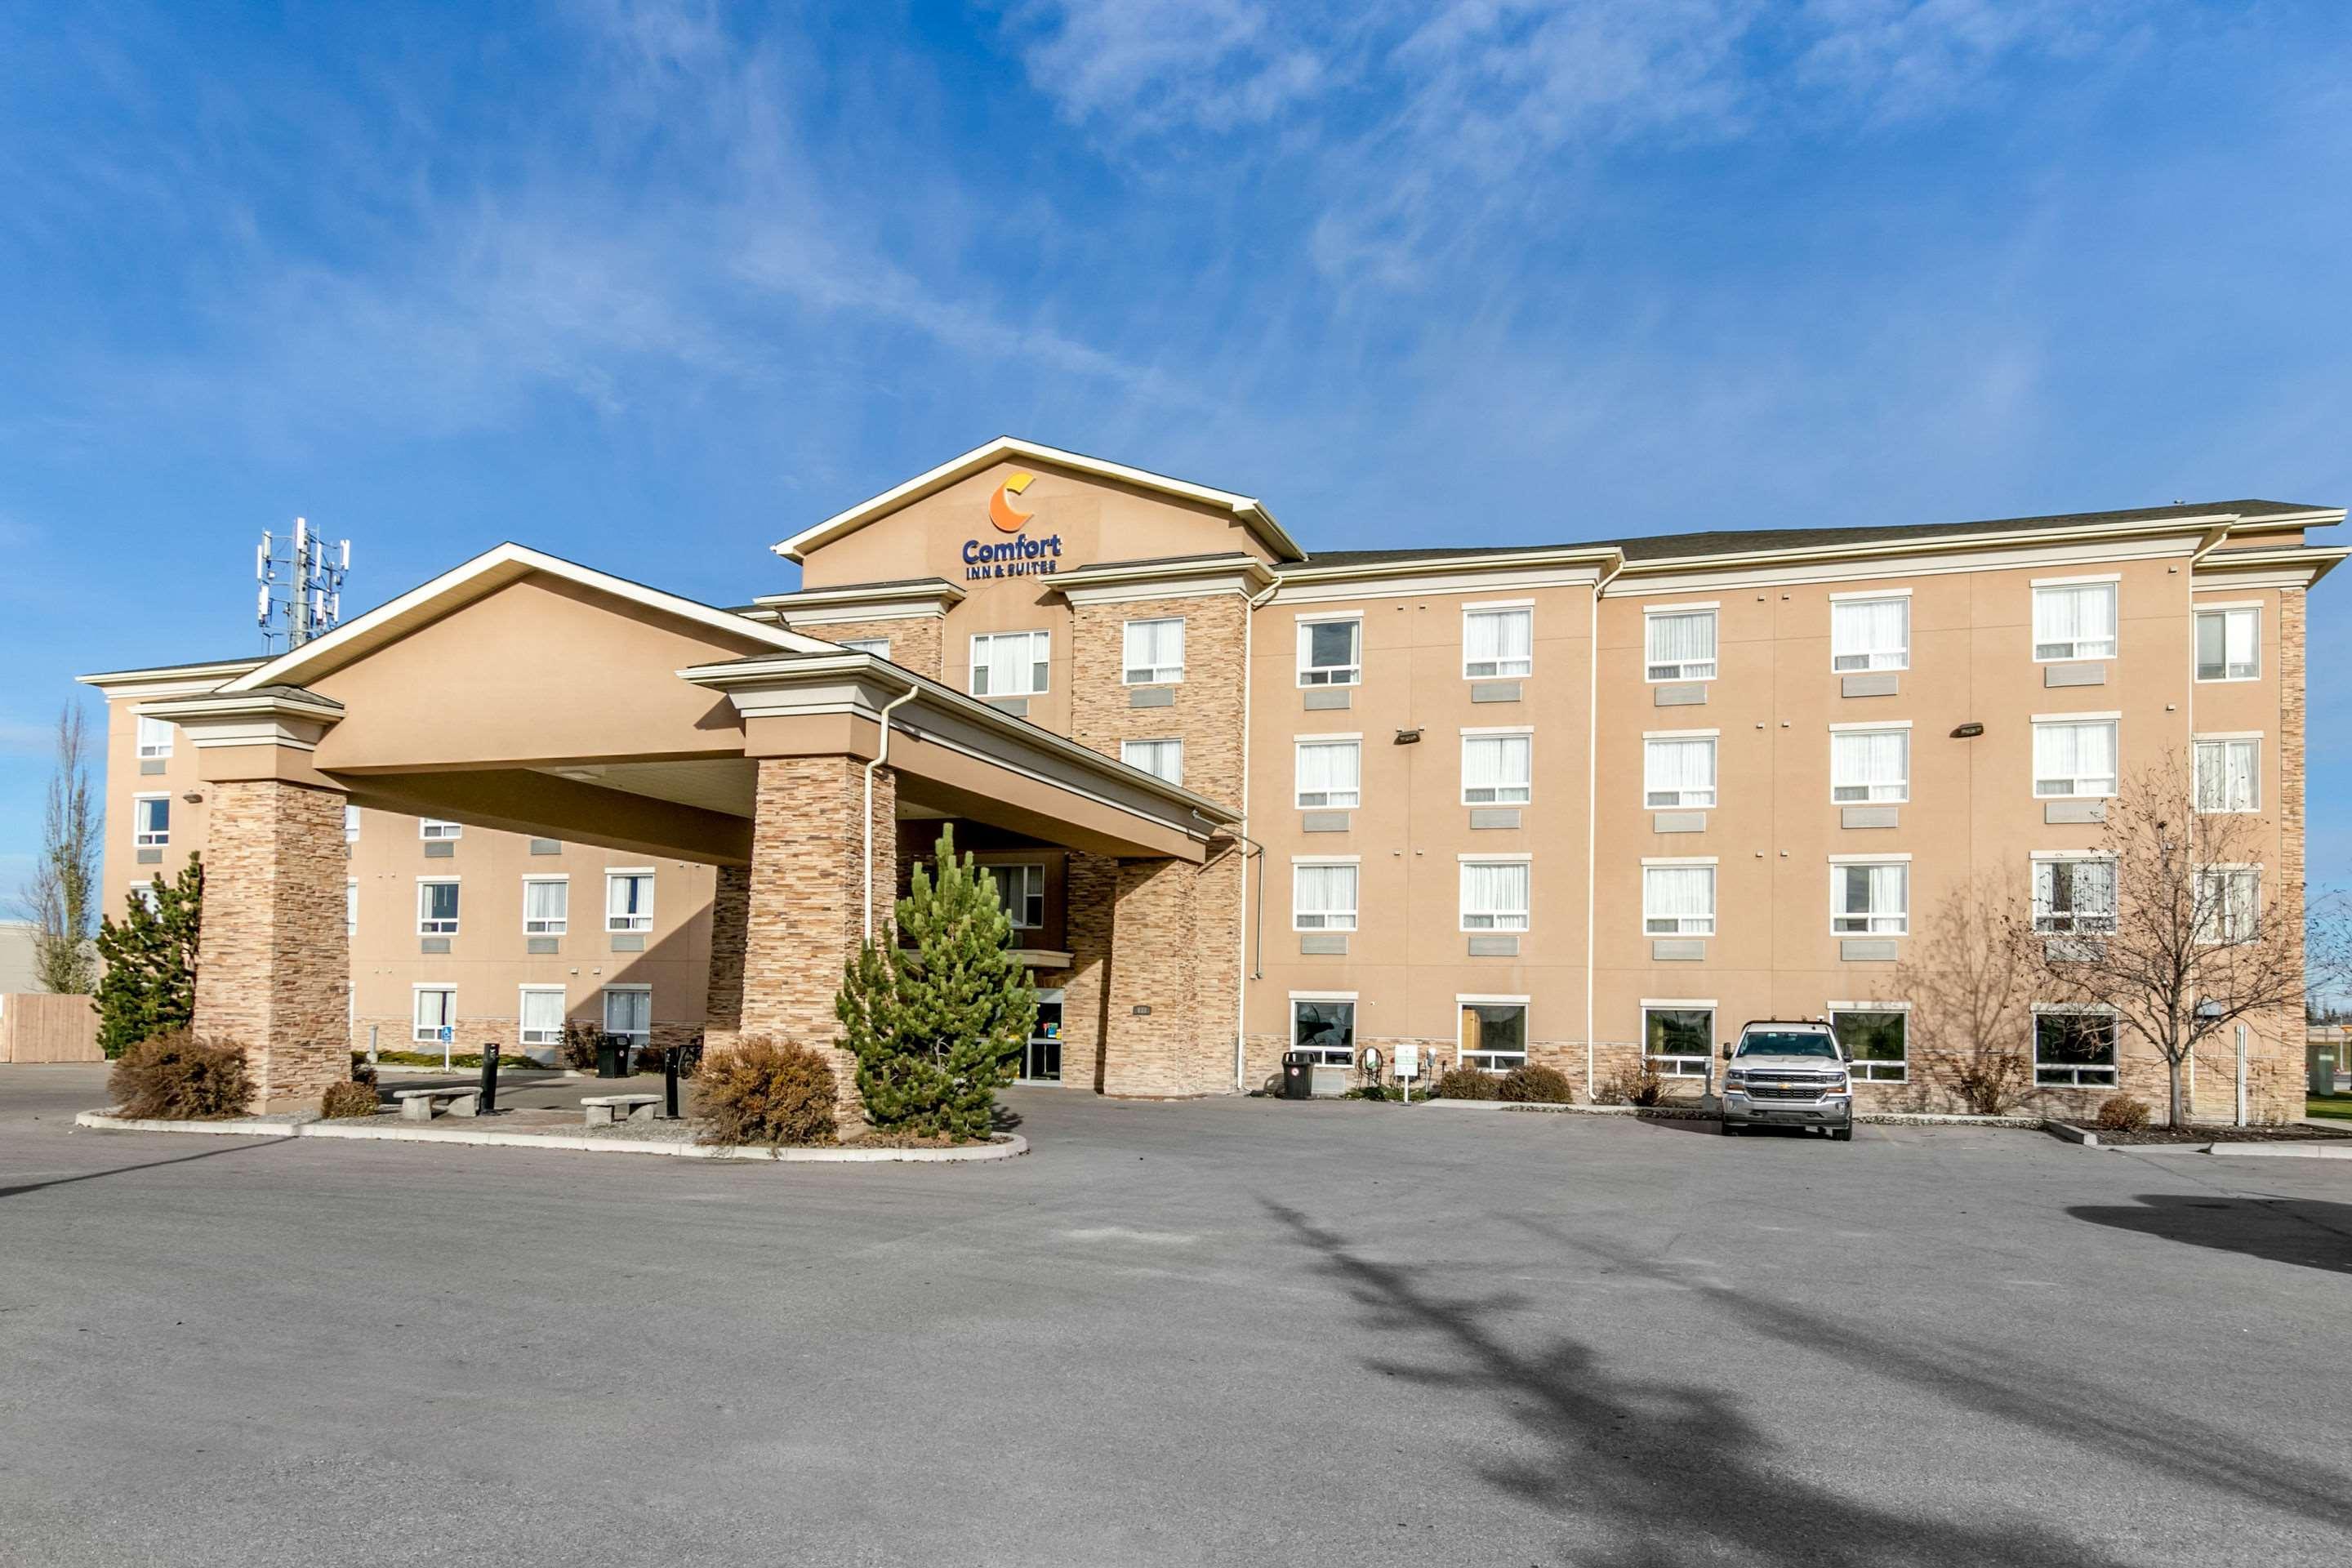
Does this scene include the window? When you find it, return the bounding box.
[1297,617,1361,687]
[838,636,890,658]
[1642,863,1715,936]
[601,987,651,1047]
[132,795,170,848]
[1830,861,1909,935]
[1644,1005,1713,1077]
[523,877,568,935]
[345,804,361,843]
[128,882,158,914]
[1295,738,1361,808]
[1643,735,1717,808]
[1463,607,1533,679]
[2033,581,2118,661]
[417,879,461,935]
[1122,738,1183,785]
[1462,732,1532,804]
[420,818,463,841]
[1293,999,1356,1067]
[970,630,1049,697]
[982,863,1045,929]
[412,987,456,1044]
[2032,719,2118,798]
[604,871,654,933]
[1459,1000,1528,1070]
[1293,862,1358,931]
[1645,608,1717,681]
[1831,595,1909,672]
[2033,858,2118,934]
[2034,1009,2118,1086]
[345,880,358,937]
[2194,606,2258,681]
[519,987,567,1049]
[2196,867,2260,946]
[2193,737,2258,813]
[1123,617,1185,684]
[1830,726,1909,804]
[136,714,173,759]
[1460,860,1530,932]
[1833,1008,1909,1082]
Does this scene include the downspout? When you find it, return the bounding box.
[1585,553,1625,1098]
[864,679,921,943]
[1234,570,1284,1090]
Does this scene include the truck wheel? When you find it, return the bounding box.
[1719,1119,1741,1137]
[1830,1124,1854,1143]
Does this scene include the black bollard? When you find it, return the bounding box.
[479,1042,501,1116]
[662,1045,682,1120]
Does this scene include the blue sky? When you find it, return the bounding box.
[4,0,2350,893]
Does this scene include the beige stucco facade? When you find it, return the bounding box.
[85,439,2340,1120]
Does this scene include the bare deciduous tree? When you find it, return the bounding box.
[1893,872,2039,1115]
[18,706,101,994]
[2014,755,2346,1126]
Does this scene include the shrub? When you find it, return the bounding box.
[1433,1066,1500,1101]
[1344,1083,1402,1102]
[1927,1049,2035,1117]
[349,1052,377,1088]
[2091,1094,2152,1133]
[561,1019,603,1072]
[1499,1063,1574,1104]
[320,1080,380,1118]
[1599,1059,1668,1107]
[697,1037,838,1148]
[108,1031,253,1120]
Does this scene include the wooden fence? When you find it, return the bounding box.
[0,993,103,1062]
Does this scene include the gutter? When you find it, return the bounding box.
[1585,551,1625,1096]
[863,681,921,942]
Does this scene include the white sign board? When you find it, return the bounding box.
[1395,1043,1420,1079]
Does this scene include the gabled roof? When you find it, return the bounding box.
[218,542,834,695]
[773,437,1303,564]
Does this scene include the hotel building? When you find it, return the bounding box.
[82,439,2339,1119]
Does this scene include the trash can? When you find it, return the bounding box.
[1281,1050,1315,1101]
[595,1035,627,1079]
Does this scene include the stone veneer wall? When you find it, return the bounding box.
[193,778,353,1111]
[703,864,750,1054]
[1059,852,1118,1091]
[802,617,945,681]
[736,755,897,1126]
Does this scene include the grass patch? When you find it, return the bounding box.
[2307,1095,2352,1122]
[370,1049,558,1070]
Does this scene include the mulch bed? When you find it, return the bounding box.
[2086,1124,2352,1145]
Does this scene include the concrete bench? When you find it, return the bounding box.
[392,1087,479,1121]
[581,1093,662,1128]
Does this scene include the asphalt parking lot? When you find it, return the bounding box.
[3,1064,2349,1567]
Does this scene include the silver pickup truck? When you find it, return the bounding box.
[1717,1020,1854,1140]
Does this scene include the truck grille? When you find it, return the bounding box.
[1746,1080,1835,1101]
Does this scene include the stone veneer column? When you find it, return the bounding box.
[191,778,351,1111]
[1098,849,1246,1098]
[1058,852,1120,1092]
[703,864,751,1055]
[736,755,896,1126]
[2266,586,2309,1122]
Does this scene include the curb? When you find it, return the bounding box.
[2202,1140,2352,1160]
[2047,1121,2100,1147]
[71,1111,1027,1165]
[1403,1099,2042,1128]
[370,1065,588,1080]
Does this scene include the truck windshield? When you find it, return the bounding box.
[1739,1032,1840,1059]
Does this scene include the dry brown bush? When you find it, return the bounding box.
[108,1031,253,1120]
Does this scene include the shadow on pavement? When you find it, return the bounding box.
[1263,1199,2125,1567]
[0,1135,297,1200]
[2066,1193,2352,1278]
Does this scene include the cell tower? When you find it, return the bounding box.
[256,517,353,652]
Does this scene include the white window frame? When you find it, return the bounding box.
[1642,859,1717,937]
[519,985,568,1049]
[411,984,457,1044]
[1642,1000,1716,1078]
[2033,1006,2119,1087]
[1296,613,1363,688]
[419,818,463,841]
[1829,1002,1910,1083]
[1294,736,1362,810]
[2193,604,2260,683]
[600,984,652,1046]
[837,636,890,659]
[1459,855,1531,933]
[969,630,1050,697]
[128,880,158,914]
[416,877,461,936]
[2195,864,2261,947]
[136,714,174,759]
[1829,855,1910,936]
[1457,995,1530,1071]
[2031,577,2119,663]
[2031,715,2120,800]
[1290,991,1358,1067]
[344,804,361,843]
[2192,734,2260,813]
[1292,858,1359,933]
[1121,617,1186,685]
[1462,602,1534,679]
[604,869,655,933]
[1642,731,1717,809]
[2032,853,2118,936]
[522,875,569,936]
[1121,737,1183,785]
[131,792,170,848]
[346,878,358,938]
[1829,721,1911,804]
[982,862,1046,930]
[1460,728,1533,805]
[1829,590,1910,673]
[1643,604,1718,683]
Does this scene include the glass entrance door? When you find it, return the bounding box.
[1023,991,1064,1082]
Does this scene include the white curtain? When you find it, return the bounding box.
[2034,721,2117,793]
[1647,611,1717,674]
[1294,864,1357,929]
[1297,741,1361,806]
[2035,859,2117,929]
[2197,869,2258,944]
[1460,862,1530,929]
[607,873,651,927]
[524,880,567,930]
[1124,739,1182,782]
[1644,737,1716,805]
[1644,866,1714,932]
[1834,863,1907,931]
[2034,584,2117,656]
[1831,729,1909,801]
[520,990,565,1041]
[978,631,1045,695]
[2195,738,2256,811]
[1466,608,1532,673]
[1124,617,1183,679]
[1463,735,1531,800]
[1832,598,1908,670]
[603,988,650,1037]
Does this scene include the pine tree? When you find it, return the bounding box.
[92,853,203,1058]
[835,826,1036,1139]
